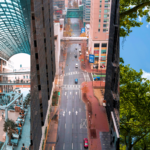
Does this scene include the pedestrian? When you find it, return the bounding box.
[2,112,4,119]
[21,143,27,150]
[95,114,96,117]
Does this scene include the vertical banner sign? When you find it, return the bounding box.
[89,54,95,63]
[81,28,85,33]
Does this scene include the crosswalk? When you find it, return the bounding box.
[83,73,91,81]
[64,71,80,76]
[62,84,81,89]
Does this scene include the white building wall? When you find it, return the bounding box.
[54,23,61,75]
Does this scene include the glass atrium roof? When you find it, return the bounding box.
[0,0,30,60]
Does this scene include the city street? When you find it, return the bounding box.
[55,42,90,150]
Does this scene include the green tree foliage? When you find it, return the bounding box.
[73,1,78,8]
[120,58,150,150]
[120,0,150,37]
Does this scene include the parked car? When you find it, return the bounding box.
[94,77,100,81]
[75,64,78,68]
[74,55,77,58]
[93,65,98,69]
[79,52,82,56]
[83,138,88,148]
[75,79,78,84]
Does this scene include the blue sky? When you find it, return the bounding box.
[120,17,150,80]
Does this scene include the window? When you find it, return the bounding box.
[102,43,107,47]
[99,19,101,22]
[98,24,100,28]
[100,0,102,2]
[104,19,109,23]
[105,4,110,8]
[34,40,37,47]
[103,29,108,32]
[23,76,25,79]
[104,14,109,18]
[104,9,110,13]
[99,9,101,13]
[103,24,108,27]
[98,29,100,32]
[100,5,102,8]
[94,44,100,47]
[105,0,110,3]
[26,76,28,79]
[99,14,101,18]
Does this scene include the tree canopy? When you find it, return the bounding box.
[120,58,150,150]
[120,0,150,37]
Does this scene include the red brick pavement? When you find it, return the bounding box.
[81,82,109,150]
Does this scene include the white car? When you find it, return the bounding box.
[75,64,78,68]
[79,52,82,55]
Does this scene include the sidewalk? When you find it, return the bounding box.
[81,82,109,150]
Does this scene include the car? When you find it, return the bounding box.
[79,52,82,56]
[79,49,81,53]
[75,64,78,68]
[75,47,77,50]
[75,79,78,84]
[94,77,100,81]
[74,55,77,58]
[83,138,88,148]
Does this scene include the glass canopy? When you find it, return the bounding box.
[0,0,30,60]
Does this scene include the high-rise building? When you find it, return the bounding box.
[88,0,111,71]
[30,0,56,150]
[104,0,119,149]
[83,0,91,26]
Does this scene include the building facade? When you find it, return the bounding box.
[31,0,56,150]
[88,0,111,71]
[83,0,91,26]
[0,58,14,93]
[104,0,119,149]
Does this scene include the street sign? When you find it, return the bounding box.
[58,92,60,96]
[89,54,95,63]
[81,28,85,33]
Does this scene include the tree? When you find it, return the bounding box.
[120,58,150,150]
[80,32,86,37]
[120,0,150,37]
[3,119,17,145]
[81,83,89,97]
[73,1,78,8]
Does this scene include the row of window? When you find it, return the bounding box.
[94,43,107,48]
[98,28,108,32]
[98,24,109,27]
[15,76,30,79]
[100,0,110,2]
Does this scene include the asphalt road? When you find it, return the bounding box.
[55,43,90,150]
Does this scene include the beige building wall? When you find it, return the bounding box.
[88,0,111,70]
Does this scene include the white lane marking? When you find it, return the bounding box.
[76,92,77,95]
[75,111,78,115]
[65,124,66,129]
[83,73,86,81]
[70,92,71,95]
[79,108,81,112]
[69,111,71,115]
[72,124,73,129]
[72,143,73,149]
[63,143,65,149]
[63,111,65,116]
[65,92,66,95]
[80,143,82,150]
[71,72,72,75]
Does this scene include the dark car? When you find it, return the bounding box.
[75,79,78,84]
[74,55,77,58]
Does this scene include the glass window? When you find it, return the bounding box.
[105,4,110,8]
[102,43,107,47]
[100,5,102,8]
[94,44,100,47]
[105,0,110,2]
[26,76,28,79]
[104,19,109,23]
[99,19,101,22]
[100,0,102,2]
[98,29,100,32]
[104,9,110,13]
[99,9,101,13]
[103,24,108,27]
[104,14,109,18]
[99,14,101,18]
[103,29,108,32]
[23,76,25,79]
[98,24,100,28]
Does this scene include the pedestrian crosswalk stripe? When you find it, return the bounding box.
[62,85,81,88]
